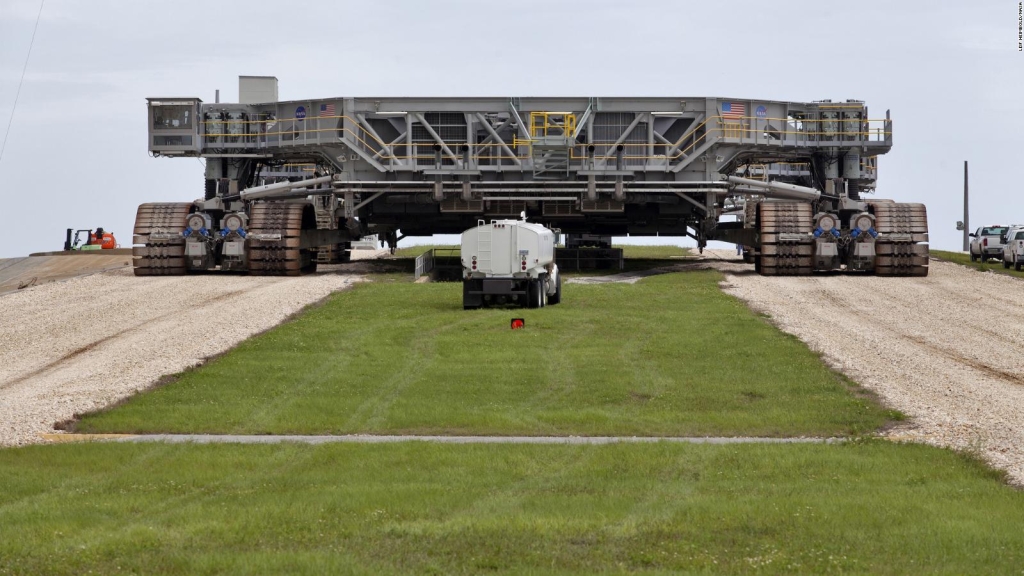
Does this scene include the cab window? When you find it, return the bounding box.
[152,105,192,130]
[982,227,1007,236]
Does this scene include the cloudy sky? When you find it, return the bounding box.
[0,0,1020,257]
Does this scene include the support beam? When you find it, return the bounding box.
[572,102,593,141]
[413,113,459,164]
[341,137,390,172]
[647,114,654,158]
[508,102,532,143]
[475,117,513,147]
[406,113,413,166]
[355,114,398,163]
[668,137,717,173]
[373,130,406,160]
[673,191,708,213]
[725,175,821,201]
[600,113,644,161]
[666,113,706,158]
[474,113,521,167]
[240,175,335,200]
[352,190,386,212]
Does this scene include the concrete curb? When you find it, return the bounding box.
[40,433,843,445]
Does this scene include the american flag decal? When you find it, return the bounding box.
[721,102,745,119]
[319,103,336,117]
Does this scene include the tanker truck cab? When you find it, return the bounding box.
[461,219,562,310]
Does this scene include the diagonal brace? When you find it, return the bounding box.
[475,113,521,166]
[413,113,459,164]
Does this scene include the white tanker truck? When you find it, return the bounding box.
[461,219,562,310]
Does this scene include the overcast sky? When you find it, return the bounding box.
[0,0,1021,257]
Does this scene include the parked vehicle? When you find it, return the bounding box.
[461,219,561,310]
[63,227,117,251]
[1001,226,1024,271]
[969,226,1009,262]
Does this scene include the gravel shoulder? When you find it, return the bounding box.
[0,262,371,446]
[700,250,1024,484]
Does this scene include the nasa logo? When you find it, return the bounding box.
[755,105,767,118]
[295,106,306,121]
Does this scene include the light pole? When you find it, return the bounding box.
[963,161,969,252]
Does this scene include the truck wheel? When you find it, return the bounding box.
[970,251,977,262]
[1016,263,1022,272]
[549,275,562,305]
[463,279,482,310]
[1004,260,1011,269]
[527,279,540,309]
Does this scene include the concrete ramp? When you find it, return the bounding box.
[0,250,133,295]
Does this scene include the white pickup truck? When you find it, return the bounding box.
[1002,226,1024,271]
[970,226,1009,262]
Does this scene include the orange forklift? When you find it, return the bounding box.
[64,228,117,251]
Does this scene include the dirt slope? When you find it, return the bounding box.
[702,251,1024,484]
[0,268,360,445]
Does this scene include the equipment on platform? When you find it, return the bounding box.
[461,219,561,309]
[136,79,927,277]
[65,228,117,251]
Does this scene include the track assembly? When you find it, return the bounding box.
[758,202,813,276]
[247,203,314,276]
[132,203,191,276]
[870,202,929,277]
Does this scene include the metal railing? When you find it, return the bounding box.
[413,247,461,280]
[195,113,892,170]
[529,111,576,138]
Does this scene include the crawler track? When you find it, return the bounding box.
[132,203,191,276]
[757,202,813,276]
[870,202,929,277]
[248,203,313,276]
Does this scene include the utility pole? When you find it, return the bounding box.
[963,161,969,252]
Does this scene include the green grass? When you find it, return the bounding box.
[614,244,691,259]
[931,250,1024,279]
[11,246,1024,574]
[75,270,890,436]
[1,441,1022,575]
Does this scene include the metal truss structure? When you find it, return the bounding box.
[140,78,926,276]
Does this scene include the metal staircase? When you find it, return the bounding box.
[531,138,571,179]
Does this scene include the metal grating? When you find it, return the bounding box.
[542,201,582,217]
[440,198,484,213]
[413,113,467,166]
[580,199,624,213]
[485,200,527,216]
[592,112,647,167]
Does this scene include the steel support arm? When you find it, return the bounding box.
[725,175,821,201]
[240,175,335,200]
